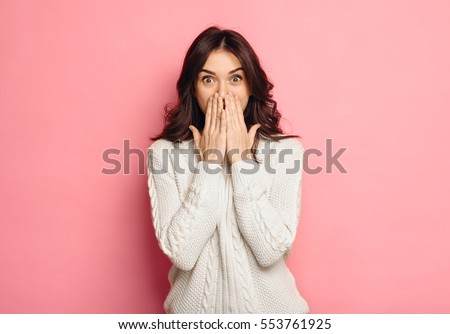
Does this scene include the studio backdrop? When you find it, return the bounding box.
[0,0,449,313]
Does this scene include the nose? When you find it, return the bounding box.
[218,81,227,98]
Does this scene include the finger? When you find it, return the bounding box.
[224,103,231,160]
[218,96,225,133]
[230,93,239,130]
[224,96,233,142]
[189,125,202,159]
[189,125,200,146]
[225,94,235,136]
[218,95,224,114]
[248,123,261,144]
[204,96,213,134]
[216,93,220,131]
[211,93,218,132]
[227,92,238,134]
[234,95,247,132]
[219,105,226,134]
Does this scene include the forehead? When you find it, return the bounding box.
[202,50,243,72]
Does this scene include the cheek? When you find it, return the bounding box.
[199,99,206,113]
[237,95,249,111]
[233,87,250,111]
[195,92,208,113]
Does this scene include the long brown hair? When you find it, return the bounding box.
[149,25,301,163]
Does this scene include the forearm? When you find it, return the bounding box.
[231,158,301,267]
[149,155,223,271]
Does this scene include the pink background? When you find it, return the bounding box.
[1,0,449,313]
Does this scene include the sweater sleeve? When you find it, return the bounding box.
[147,141,223,271]
[230,138,304,267]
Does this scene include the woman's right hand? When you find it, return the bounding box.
[189,92,227,164]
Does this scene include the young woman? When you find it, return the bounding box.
[147,26,309,314]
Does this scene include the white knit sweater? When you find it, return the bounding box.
[146,135,309,314]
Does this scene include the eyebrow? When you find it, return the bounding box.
[199,67,244,75]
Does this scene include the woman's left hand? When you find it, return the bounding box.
[224,91,261,165]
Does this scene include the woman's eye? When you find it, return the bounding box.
[202,76,214,84]
[231,76,242,83]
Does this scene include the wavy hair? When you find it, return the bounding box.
[149,25,301,163]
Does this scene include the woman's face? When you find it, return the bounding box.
[194,49,251,114]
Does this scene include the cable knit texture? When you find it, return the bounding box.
[146,135,309,314]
